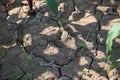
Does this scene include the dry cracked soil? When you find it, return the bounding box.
[0,0,120,80]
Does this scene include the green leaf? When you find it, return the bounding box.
[83,68,89,74]
[116,58,120,62]
[80,43,87,51]
[46,0,58,14]
[45,0,62,26]
[58,16,62,26]
[25,73,33,80]
[110,61,118,70]
[106,23,120,60]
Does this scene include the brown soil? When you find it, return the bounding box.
[0,0,120,80]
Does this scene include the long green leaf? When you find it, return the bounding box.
[58,16,62,26]
[106,23,120,60]
[46,0,58,14]
[110,58,120,70]
[116,58,120,62]
[45,0,62,26]
[110,61,118,70]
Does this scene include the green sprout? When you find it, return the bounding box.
[106,23,120,70]
[82,67,89,74]
[45,0,62,26]
[80,43,87,51]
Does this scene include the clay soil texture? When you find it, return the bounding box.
[0,0,120,80]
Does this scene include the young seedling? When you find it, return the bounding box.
[22,47,35,66]
[45,0,68,41]
[106,23,120,70]
[80,43,87,51]
[45,0,62,26]
[82,67,89,74]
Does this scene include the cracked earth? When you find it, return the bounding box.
[0,0,120,80]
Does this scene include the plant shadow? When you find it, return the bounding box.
[0,0,120,79]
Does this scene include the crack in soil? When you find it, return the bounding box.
[100,0,104,5]
[18,35,85,79]
[17,65,27,79]
[59,75,73,80]
[31,53,63,78]
[1,0,120,79]
[94,7,104,56]
[17,41,62,78]
[72,0,76,12]
[14,3,97,78]
[60,47,82,66]
[90,8,110,80]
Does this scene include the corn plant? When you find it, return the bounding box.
[106,23,120,70]
[45,0,62,26]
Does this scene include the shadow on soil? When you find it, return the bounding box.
[0,0,120,80]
